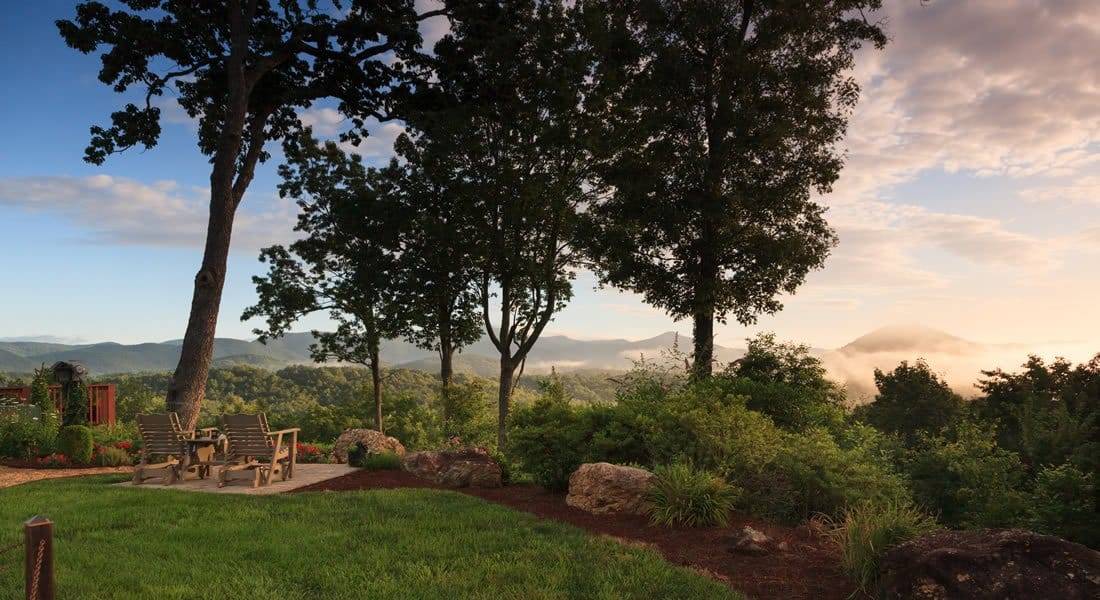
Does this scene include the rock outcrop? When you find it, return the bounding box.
[401,446,502,488]
[332,429,406,463]
[565,462,654,515]
[879,528,1100,599]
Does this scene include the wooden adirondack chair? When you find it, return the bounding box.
[217,413,299,488]
[132,413,191,485]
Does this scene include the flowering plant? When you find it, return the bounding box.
[296,442,330,464]
[36,453,69,468]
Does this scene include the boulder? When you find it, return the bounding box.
[727,526,785,556]
[879,529,1100,600]
[565,462,654,515]
[401,447,502,488]
[332,429,406,463]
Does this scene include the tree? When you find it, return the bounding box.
[861,360,962,445]
[57,0,444,429]
[410,0,593,447]
[243,138,406,432]
[388,132,483,394]
[579,0,888,378]
[30,364,59,435]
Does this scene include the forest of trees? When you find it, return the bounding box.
[58,0,888,446]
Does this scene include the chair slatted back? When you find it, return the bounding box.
[221,414,274,458]
[137,413,187,457]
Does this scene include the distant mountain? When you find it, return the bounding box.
[0,331,742,376]
[838,325,982,356]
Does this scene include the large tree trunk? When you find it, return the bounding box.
[165,1,252,430]
[370,345,383,432]
[166,199,236,429]
[692,307,715,380]
[497,357,516,449]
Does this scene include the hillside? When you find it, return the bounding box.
[0,331,743,376]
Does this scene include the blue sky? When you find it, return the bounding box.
[2,1,1100,356]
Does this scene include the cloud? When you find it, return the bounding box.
[0,175,298,251]
[298,107,345,137]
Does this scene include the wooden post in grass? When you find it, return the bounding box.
[24,516,53,600]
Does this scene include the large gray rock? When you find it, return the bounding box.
[879,529,1100,599]
[332,429,406,463]
[401,446,502,488]
[566,462,654,515]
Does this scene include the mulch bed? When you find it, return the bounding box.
[293,469,861,600]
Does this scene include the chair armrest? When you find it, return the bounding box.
[266,428,301,435]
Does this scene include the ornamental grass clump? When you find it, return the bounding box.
[823,501,939,594]
[646,463,739,527]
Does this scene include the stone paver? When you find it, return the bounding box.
[114,463,358,495]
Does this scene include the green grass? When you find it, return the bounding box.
[822,501,940,594]
[0,476,740,599]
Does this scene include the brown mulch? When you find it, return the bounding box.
[0,464,133,489]
[293,469,861,600]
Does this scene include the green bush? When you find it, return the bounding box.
[0,411,55,460]
[507,394,588,491]
[646,463,739,527]
[824,501,940,594]
[58,425,94,464]
[94,445,132,467]
[904,421,1029,528]
[743,427,911,523]
[1028,463,1098,547]
[353,450,402,471]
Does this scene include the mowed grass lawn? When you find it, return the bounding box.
[0,476,740,599]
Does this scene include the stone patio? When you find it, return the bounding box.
[115,463,358,495]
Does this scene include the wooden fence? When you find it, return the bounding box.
[0,517,53,600]
[0,385,116,426]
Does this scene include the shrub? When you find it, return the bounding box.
[295,442,331,464]
[94,445,132,467]
[1028,463,1098,548]
[354,450,402,470]
[904,421,1029,529]
[0,410,55,460]
[507,394,588,491]
[90,423,139,452]
[646,463,739,527]
[58,425,94,464]
[747,428,911,523]
[36,453,68,468]
[824,501,940,594]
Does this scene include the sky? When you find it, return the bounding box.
[1,0,1099,357]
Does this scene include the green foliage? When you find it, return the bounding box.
[0,409,55,460]
[94,445,132,467]
[30,364,58,435]
[353,450,403,471]
[824,501,940,594]
[62,380,90,426]
[723,334,847,431]
[646,463,739,527]
[580,2,887,376]
[1028,463,1098,547]
[746,428,911,523]
[90,423,140,452]
[507,393,589,491]
[58,425,94,464]
[858,360,963,445]
[439,379,497,448]
[904,421,1029,529]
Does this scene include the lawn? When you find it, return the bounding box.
[0,476,740,599]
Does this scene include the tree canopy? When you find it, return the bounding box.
[579,0,887,377]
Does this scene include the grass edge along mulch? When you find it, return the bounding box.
[294,469,862,600]
[0,474,741,600]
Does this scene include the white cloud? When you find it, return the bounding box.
[0,175,297,251]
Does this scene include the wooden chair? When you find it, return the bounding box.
[132,413,191,485]
[217,413,299,488]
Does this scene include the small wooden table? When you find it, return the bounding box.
[180,437,222,479]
